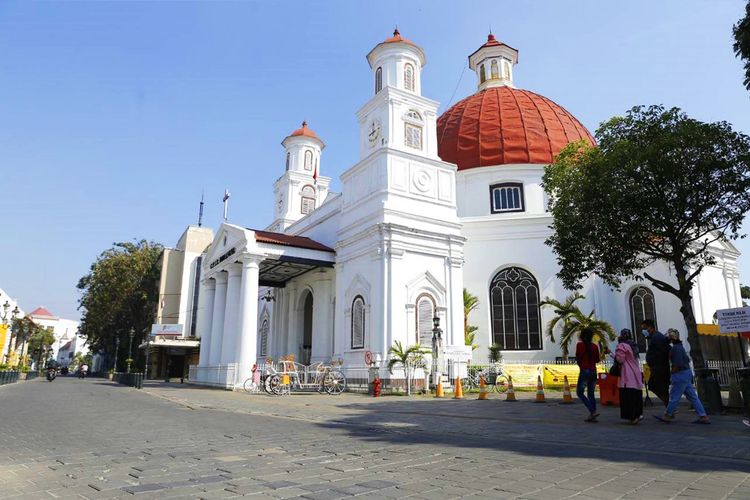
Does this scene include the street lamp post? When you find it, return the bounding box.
[114,336,120,373]
[431,316,443,392]
[127,328,134,374]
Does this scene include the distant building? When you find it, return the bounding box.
[27,307,85,365]
[143,225,214,380]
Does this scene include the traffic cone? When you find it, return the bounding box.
[505,375,517,402]
[535,375,546,403]
[435,378,444,398]
[453,376,464,399]
[478,375,489,400]
[561,375,574,404]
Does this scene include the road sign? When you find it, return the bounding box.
[716,307,750,334]
[150,324,184,337]
[364,350,372,365]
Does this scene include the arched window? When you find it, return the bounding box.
[259,318,269,356]
[304,150,313,171]
[480,64,486,83]
[351,296,365,349]
[503,60,511,79]
[490,267,542,350]
[300,185,315,215]
[416,294,435,346]
[285,152,290,171]
[404,63,415,91]
[375,67,382,94]
[630,287,657,352]
[491,59,499,79]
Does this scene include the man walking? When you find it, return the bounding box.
[657,329,710,424]
[642,319,670,406]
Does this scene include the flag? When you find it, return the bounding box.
[313,160,318,184]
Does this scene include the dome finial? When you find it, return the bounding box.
[302,120,307,128]
[393,26,400,37]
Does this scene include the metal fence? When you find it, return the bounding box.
[0,370,19,385]
[705,360,746,387]
[112,372,144,389]
[188,364,238,389]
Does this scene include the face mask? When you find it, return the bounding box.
[641,329,649,337]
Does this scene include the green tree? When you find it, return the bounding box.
[387,340,429,396]
[77,240,162,372]
[540,293,615,358]
[28,327,56,368]
[7,316,38,367]
[741,284,750,307]
[734,1,750,91]
[543,105,750,368]
[463,288,479,350]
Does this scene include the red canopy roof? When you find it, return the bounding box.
[252,230,334,253]
[28,306,56,319]
[437,86,594,170]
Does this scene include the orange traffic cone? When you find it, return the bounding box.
[478,375,489,400]
[535,375,546,403]
[453,376,464,399]
[561,375,574,404]
[435,377,444,398]
[505,375,517,402]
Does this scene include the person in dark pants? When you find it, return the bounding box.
[614,329,643,424]
[575,328,601,423]
[642,319,670,406]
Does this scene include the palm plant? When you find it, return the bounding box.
[387,340,429,396]
[540,293,615,357]
[463,289,479,350]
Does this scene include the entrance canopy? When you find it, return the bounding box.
[204,224,335,285]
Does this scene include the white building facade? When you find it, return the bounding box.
[191,31,743,388]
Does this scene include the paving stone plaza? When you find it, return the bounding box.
[1,378,749,499]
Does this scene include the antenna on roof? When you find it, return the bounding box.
[198,191,204,227]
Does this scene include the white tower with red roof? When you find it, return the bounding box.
[270,122,331,232]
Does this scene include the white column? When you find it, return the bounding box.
[235,255,262,385]
[220,263,242,365]
[197,279,216,367]
[286,282,299,355]
[209,272,228,366]
[311,271,333,362]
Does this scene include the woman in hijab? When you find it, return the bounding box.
[615,329,643,424]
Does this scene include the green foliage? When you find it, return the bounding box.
[540,294,616,357]
[387,340,429,396]
[734,1,750,91]
[543,105,750,368]
[488,344,503,363]
[77,240,163,372]
[28,327,56,367]
[463,289,479,350]
[742,284,750,307]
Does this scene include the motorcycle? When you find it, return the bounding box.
[46,368,57,382]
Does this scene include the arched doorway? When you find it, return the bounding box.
[301,292,313,364]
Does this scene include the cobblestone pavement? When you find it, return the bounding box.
[1,378,749,500]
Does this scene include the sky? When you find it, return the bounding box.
[1,0,749,321]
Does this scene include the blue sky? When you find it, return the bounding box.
[1,0,749,320]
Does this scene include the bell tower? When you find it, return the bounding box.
[356,29,439,160]
[469,33,519,91]
[269,122,330,233]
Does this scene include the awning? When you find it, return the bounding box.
[139,338,200,349]
[698,323,750,339]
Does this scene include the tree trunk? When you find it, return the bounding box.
[405,366,411,396]
[674,263,705,369]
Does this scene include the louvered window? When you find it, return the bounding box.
[404,63,415,91]
[351,296,365,349]
[416,295,435,346]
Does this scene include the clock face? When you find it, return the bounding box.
[368,119,381,146]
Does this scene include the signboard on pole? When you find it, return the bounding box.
[150,324,184,337]
[716,307,750,334]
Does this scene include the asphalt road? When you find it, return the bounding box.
[0,377,748,499]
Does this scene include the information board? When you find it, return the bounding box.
[716,307,750,334]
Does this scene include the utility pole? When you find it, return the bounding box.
[127,328,134,374]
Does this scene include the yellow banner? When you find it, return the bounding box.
[542,365,581,387]
[503,364,541,387]
[0,325,7,362]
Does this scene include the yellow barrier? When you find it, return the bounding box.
[502,363,610,389]
[543,365,580,388]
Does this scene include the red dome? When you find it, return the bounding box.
[289,121,319,139]
[437,87,594,170]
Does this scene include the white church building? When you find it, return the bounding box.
[191,31,743,389]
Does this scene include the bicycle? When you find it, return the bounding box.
[462,365,509,393]
[242,364,261,393]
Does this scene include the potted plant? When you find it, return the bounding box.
[107,368,115,380]
[18,365,30,380]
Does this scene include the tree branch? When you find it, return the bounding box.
[643,272,680,296]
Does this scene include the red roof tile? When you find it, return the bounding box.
[289,121,319,139]
[28,306,56,319]
[252,230,334,253]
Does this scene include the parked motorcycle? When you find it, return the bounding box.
[46,368,57,382]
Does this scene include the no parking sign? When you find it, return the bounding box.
[365,350,373,365]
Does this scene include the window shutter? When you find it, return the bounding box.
[417,297,434,346]
[352,298,365,349]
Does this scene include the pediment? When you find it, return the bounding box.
[405,270,446,304]
[203,223,252,272]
